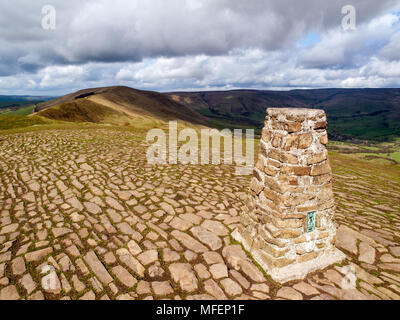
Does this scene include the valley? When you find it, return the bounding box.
[168,88,400,141]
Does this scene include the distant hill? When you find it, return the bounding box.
[31,86,400,141]
[35,86,209,127]
[167,88,400,141]
[0,95,52,102]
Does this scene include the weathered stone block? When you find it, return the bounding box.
[311,162,331,176]
[271,120,285,131]
[271,134,283,148]
[319,133,328,145]
[260,140,268,157]
[307,151,327,165]
[271,256,296,268]
[282,165,310,176]
[253,168,263,182]
[271,227,303,239]
[298,133,313,149]
[271,217,303,229]
[255,158,264,171]
[287,195,316,209]
[297,205,317,213]
[285,122,302,133]
[314,121,327,130]
[262,128,271,142]
[268,159,281,168]
[280,152,298,164]
[250,179,263,195]
[278,174,298,186]
[313,173,332,185]
[263,189,281,204]
[268,149,281,161]
[284,134,299,150]
[263,176,288,194]
[297,251,319,263]
[264,165,278,176]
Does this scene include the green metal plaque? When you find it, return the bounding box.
[306,211,317,233]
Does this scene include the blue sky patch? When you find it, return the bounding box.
[297,32,320,48]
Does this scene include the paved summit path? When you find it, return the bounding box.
[0,128,399,300]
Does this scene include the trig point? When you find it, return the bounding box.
[232,107,345,283]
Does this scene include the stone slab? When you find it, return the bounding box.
[232,228,346,283]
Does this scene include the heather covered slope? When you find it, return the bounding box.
[36,86,209,126]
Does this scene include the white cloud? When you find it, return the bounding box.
[298,13,400,69]
[39,65,85,88]
[380,31,400,60]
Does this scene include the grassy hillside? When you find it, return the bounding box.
[37,99,127,123]
[0,115,56,130]
[328,139,400,165]
[36,86,209,126]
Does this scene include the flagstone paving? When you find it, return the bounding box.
[0,128,399,300]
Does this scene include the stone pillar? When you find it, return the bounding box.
[232,108,345,283]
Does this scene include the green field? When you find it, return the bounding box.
[328,140,400,164]
[328,113,400,142]
[0,99,41,116]
[1,104,35,116]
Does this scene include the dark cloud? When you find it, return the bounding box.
[0,0,399,94]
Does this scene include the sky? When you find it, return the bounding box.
[1,0,400,96]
